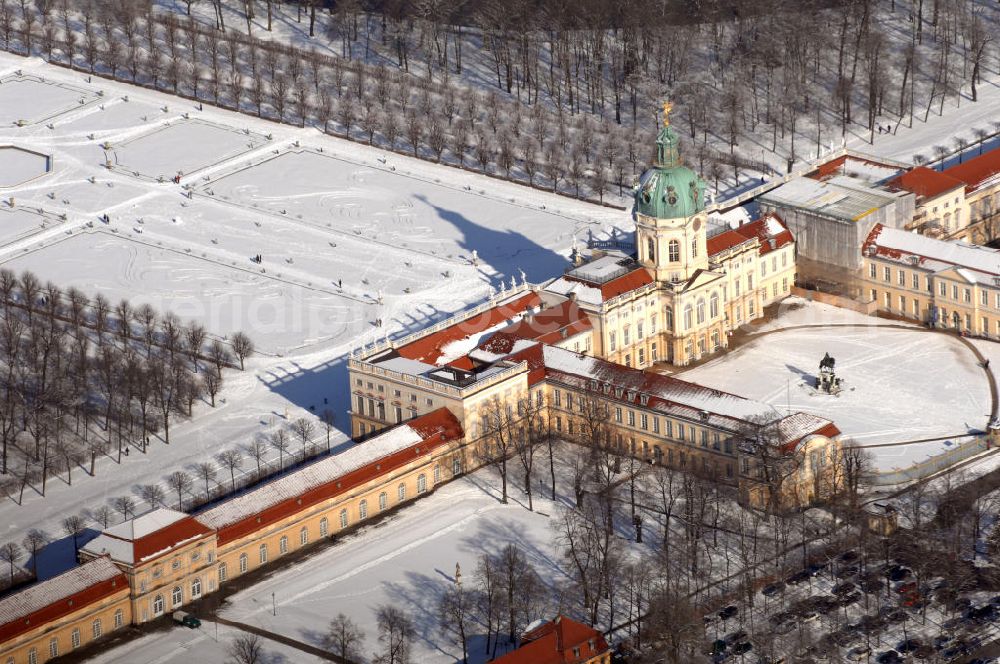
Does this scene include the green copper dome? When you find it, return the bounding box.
[633,124,705,219]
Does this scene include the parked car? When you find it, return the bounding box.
[835,565,860,579]
[787,569,812,585]
[840,550,860,564]
[761,582,786,597]
[725,630,749,645]
[838,592,863,607]
[896,638,923,654]
[719,605,739,620]
[732,642,753,656]
[832,581,856,596]
[709,639,728,656]
[968,604,997,623]
[886,565,911,582]
[875,650,903,664]
[172,611,201,629]
[894,581,917,595]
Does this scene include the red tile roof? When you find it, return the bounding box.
[394,292,542,365]
[781,422,842,454]
[506,342,547,386]
[886,166,965,200]
[477,301,592,354]
[0,557,128,645]
[561,267,655,302]
[129,517,213,563]
[806,154,901,181]
[944,147,1000,192]
[707,213,794,258]
[491,616,609,664]
[212,408,463,545]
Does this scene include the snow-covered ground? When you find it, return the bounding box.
[0,48,626,575]
[87,620,324,664]
[683,326,992,471]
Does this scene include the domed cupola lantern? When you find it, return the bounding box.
[633,101,710,283]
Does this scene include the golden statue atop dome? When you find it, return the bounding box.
[662,100,673,127]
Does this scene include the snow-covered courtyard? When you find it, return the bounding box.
[683,325,992,472]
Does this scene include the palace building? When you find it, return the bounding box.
[348,107,838,510]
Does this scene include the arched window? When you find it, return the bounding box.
[218,563,227,583]
[696,299,706,324]
[171,586,182,607]
[259,543,268,564]
[359,499,368,519]
[417,474,427,494]
[300,527,309,546]
[433,465,441,484]
[153,594,164,615]
[647,237,656,262]
[683,305,693,330]
[191,577,202,598]
[279,536,288,554]
[114,608,124,628]
[398,483,406,502]
[320,517,329,537]
[92,618,102,638]
[710,293,719,318]
[668,239,680,262]
[691,237,698,258]
[378,492,388,511]
[239,553,248,573]
[665,306,673,330]
[339,509,349,529]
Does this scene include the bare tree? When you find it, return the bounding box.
[291,417,315,456]
[477,396,516,504]
[240,438,266,479]
[321,409,336,451]
[270,429,291,470]
[227,633,264,664]
[325,613,364,661]
[166,470,193,510]
[111,495,136,522]
[137,483,167,509]
[194,461,217,497]
[373,604,415,664]
[438,580,474,664]
[61,514,87,550]
[21,530,47,577]
[217,449,243,492]
[230,331,254,370]
[0,541,22,584]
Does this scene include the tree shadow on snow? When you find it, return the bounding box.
[412,194,571,283]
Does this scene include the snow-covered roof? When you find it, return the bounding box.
[103,508,187,540]
[196,409,463,541]
[0,557,127,642]
[538,346,838,448]
[760,176,900,222]
[865,224,1000,279]
[80,508,214,566]
[544,277,604,306]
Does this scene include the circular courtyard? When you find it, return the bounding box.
[682,325,992,471]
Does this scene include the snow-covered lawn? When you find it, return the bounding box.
[113,119,269,180]
[0,146,48,187]
[0,49,625,578]
[87,620,324,664]
[219,471,569,664]
[683,326,991,471]
[0,75,98,125]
